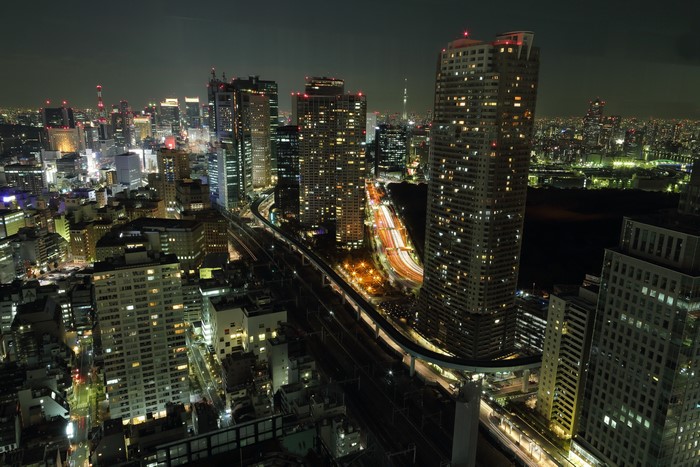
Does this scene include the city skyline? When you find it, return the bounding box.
[2,0,699,118]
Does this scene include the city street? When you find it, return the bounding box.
[68,337,98,467]
[367,182,423,286]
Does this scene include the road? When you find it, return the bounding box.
[68,337,98,467]
[247,194,574,466]
[367,182,423,285]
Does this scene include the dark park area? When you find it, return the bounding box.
[386,182,680,290]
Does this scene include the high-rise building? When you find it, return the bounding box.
[4,164,46,195]
[582,98,605,148]
[158,98,180,136]
[46,127,85,153]
[111,100,134,148]
[114,152,143,190]
[157,148,191,217]
[573,169,700,467]
[246,93,271,188]
[93,249,189,424]
[419,31,540,359]
[275,126,300,219]
[375,124,408,178]
[133,115,153,143]
[235,76,279,176]
[184,97,201,129]
[365,112,378,144]
[537,285,597,439]
[295,77,367,248]
[207,72,277,209]
[42,105,75,128]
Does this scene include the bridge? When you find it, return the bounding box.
[250,194,541,375]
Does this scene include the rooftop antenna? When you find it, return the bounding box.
[96,85,106,123]
[402,78,408,121]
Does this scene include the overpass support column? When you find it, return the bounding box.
[522,369,531,393]
[409,355,416,378]
[355,306,360,321]
[375,323,380,339]
[341,294,346,304]
[301,255,309,266]
[321,275,329,287]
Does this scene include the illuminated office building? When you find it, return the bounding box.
[4,164,46,195]
[207,72,277,209]
[537,286,597,439]
[573,165,700,466]
[582,98,605,148]
[275,125,299,219]
[419,31,540,359]
[157,148,191,217]
[375,124,408,177]
[295,77,367,248]
[184,97,201,129]
[115,152,143,191]
[158,98,180,135]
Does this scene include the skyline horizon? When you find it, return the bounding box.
[3,0,699,120]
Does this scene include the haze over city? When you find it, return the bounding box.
[3,0,700,117]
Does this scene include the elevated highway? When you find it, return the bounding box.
[250,194,541,374]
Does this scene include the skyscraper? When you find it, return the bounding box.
[573,165,700,466]
[235,76,279,177]
[275,125,300,219]
[158,98,180,136]
[295,77,367,248]
[375,124,408,178]
[419,31,540,359]
[93,250,189,423]
[111,100,134,148]
[582,98,605,148]
[157,147,191,217]
[537,285,598,439]
[42,105,75,128]
[184,97,201,129]
[207,72,277,209]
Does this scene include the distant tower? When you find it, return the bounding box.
[402,78,408,121]
[582,98,605,148]
[96,85,107,123]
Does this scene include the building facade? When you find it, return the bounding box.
[419,31,540,359]
[295,77,367,248]
[207,73,278,210]
[93,250,189,424]
[275,126,300,219]
[575,209,700,466]
[537,286,597,439]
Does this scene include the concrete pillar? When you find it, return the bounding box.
[409,355,416,377]
[522,369,531,393]
[375,323,380,339]
[452,379,481,467]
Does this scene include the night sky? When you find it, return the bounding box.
[3,0,700,118]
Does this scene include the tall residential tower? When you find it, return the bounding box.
[295,77,367,248]
[94,250,189,423]
[419,31,539,359]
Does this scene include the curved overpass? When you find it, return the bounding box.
[250,195,541,373]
